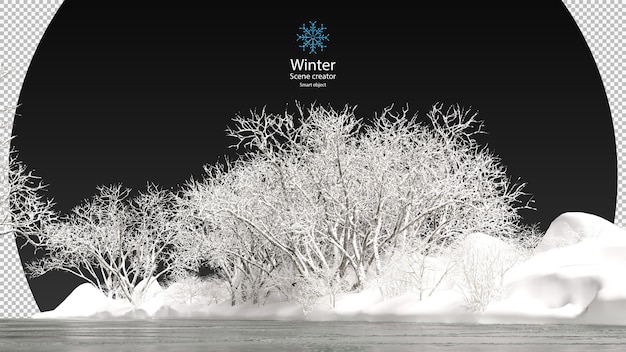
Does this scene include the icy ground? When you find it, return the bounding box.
[33,212,626,325]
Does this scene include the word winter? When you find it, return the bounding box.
[290,58,336,71]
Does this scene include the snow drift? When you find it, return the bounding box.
[485,212,626,324]
[33,212,626,325]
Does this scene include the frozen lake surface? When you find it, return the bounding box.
[1,319,626,351]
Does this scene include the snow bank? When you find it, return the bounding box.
[485,212,626,324]
[32,278,307,321]
[32,283,126,319]
[32,212,626,325]
[534,212,616,253]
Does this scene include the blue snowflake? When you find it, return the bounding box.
[297,21,329,54]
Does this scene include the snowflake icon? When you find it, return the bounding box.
[297,21,329,54]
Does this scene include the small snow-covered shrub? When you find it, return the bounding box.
[370,249,455,300]
[290,271,350,312]
[165,275,229,305]
[454,233,528,312]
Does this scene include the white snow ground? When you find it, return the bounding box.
[32,212,626,325]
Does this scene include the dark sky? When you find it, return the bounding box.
[12,2,616,311]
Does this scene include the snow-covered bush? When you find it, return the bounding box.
[454,233,529,312]
[165,274,228,305]
[371,249,455,300]
[24,183,205,304]
[291,268,350,311]
[183,102,533,305]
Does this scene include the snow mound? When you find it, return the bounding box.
[33,278,170,319]
[534,212,617,253]
[133,277,164,303]
[32,283,131,319]
[486,212,626,324]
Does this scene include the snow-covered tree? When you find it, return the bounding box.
[184,102,533,305]
[1,65,57,242]
[24,183,204,304]
[1,154,57,241]
[180,162,292,305]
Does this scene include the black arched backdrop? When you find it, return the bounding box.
[12,2,616,311]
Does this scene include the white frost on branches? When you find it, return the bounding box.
[1,65,57,241]
[25,184,204,304]
[9,101,537,311]
[182,102,534,307]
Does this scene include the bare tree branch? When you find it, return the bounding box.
[184,102,535,303]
